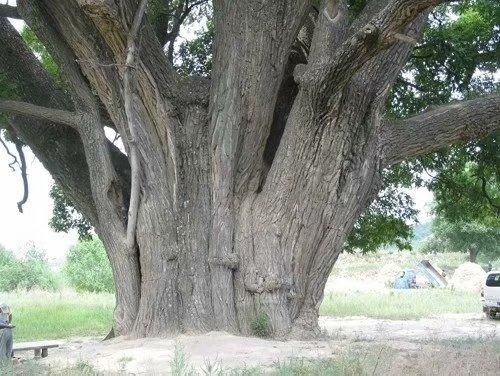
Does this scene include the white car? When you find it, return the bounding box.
[482,271,500,319]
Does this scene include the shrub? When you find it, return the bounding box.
[251,311,272,338]
[0,246,23,291]
[65,238,114,293]
[0,244,58,291]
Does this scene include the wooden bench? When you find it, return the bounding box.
[13,341,59,358]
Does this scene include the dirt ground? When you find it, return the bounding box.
[16,313,498,375]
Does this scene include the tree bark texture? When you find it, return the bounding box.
[469,249,479,264]
[1,0,499,338]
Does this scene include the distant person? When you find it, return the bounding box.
[0,303,14,360]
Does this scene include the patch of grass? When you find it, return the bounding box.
[251,311,272,338]
[1,289,114,341]
[273,358,344,376]
[320,289,482,320]
[72,361,99,375]
[171,345,196,376]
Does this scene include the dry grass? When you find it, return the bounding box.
[320,289,481,320]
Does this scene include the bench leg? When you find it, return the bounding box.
[34,349,41,358]
[41,348,48,358]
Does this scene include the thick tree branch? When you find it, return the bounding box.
[382,95,500,166]
[18,0,97,109]
[0,17,99,226]
[0,99,78,127]
[306,0,446,112]
[0,4,20,19]
[124,0,148,250]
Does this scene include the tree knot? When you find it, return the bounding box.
[244,268,292,294]
[293,64,309,85]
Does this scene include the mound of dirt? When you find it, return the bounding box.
[449,262,486,293]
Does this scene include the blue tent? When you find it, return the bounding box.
[394,269,416,289]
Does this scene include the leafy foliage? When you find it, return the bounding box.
[0,244,58,291]
[49,185,92,240]
[365,0,500,252]
[389,0,500,119]
[65,238,114,293]
[421,219,500,261]
[20,27,59,80]
[175,20,214,77]
[345,185,417,253]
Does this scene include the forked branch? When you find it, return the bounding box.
[381,95,500,166]
[124,0,148,250]
[309,0,446,109]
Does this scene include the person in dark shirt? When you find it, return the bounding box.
[0,304,14,360]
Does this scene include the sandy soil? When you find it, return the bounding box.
[17,313,498,375]
[320,313,499,342]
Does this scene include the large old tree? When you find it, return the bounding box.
[0,0,499,338]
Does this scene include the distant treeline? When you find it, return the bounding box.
[0,238,114,293]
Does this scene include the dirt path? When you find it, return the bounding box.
[23,314,499,374]
[320,313,499,342]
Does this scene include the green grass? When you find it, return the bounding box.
[1,289,114,341]
[320,289,482,320]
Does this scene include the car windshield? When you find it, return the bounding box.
[486,273,500,287]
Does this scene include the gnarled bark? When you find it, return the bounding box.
[1,0,499,339]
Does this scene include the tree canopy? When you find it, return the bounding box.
[422,218,500,262]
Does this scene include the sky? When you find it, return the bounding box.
[0,2,434,264]
[0,149,79,264]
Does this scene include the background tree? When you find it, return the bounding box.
[0,244,58,291]
[422,219,500,263]
[65,238,115,293]
[0,0,499,339]
[422,148,500,263]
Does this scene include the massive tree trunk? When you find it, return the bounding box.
[1,0,500,338]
